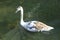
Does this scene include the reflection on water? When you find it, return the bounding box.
[0,0,60,40]
[27,3,40,18]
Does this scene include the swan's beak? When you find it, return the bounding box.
[15,10,19,13]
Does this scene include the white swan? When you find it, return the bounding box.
[16,6,54,32]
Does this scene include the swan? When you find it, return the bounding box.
[16,6,54,32]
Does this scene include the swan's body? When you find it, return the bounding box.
[16,6,54,32]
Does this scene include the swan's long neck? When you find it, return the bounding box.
[20,7,24,23]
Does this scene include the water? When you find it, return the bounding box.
[0,0,60,40]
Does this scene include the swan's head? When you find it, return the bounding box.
[16,6,23,13]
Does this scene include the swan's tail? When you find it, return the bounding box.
[41,26,54,32]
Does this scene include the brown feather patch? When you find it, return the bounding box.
[33,21,48,30]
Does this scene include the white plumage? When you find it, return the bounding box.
[16,6,54,32]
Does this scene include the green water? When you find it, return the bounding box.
[0,0,60,40]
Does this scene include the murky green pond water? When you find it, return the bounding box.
[0,0,60,40]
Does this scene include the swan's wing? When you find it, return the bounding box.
[25,21,54,32]
[26,21,44,32]
[26,21,43,29]
[33,21,48,29]
[33,21,54,31]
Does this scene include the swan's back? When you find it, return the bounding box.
[20,21,54,32]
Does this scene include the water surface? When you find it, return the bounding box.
[0,0,60,40]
